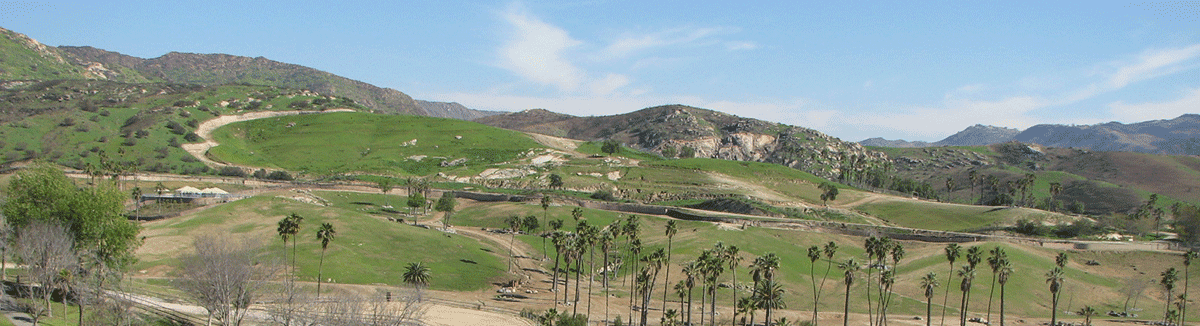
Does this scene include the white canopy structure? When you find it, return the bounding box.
[199,187,229,197]
[176,186,201,195]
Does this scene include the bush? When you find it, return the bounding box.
[59,118,76,127]
[184,132,201,142]
[166,121,187,135]
[121,137,137,147]
[590,190,616,201]
[180,155,199,163]
[217,166,247,177]
[135,129,150,138]
[265,170,293,181]
[253,169,268,179]
[288,100,311,109]
[1012,219,1048,237]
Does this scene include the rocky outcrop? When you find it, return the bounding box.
[477,105,890,179]
[415,100,502,120]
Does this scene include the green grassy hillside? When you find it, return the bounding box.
[0,80,359,174]
[138,191,507,291]
[208,112,546,176]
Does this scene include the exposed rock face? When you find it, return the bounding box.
[477,105,889,179]
[415,100,502,120]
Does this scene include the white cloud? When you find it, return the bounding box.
[596,27,725,60]
[1110,88,1200,122]
[589,73,630,95]
[499,8,585,92]
[1109,44,1200,88]
[725,41,758,51]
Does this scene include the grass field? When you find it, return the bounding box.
[138,191,508,292]
[208,112,545,176]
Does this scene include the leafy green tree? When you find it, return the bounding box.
[662,146,678,159]
[819,182,839,206]
[2,164,140,269]
[549,174,564,189]
[315,222,336,299]
[679,146,696,158]
[403,262,431,302]
[601,139,621,156]
[407,191,426,216]
[435,191,457,227]
[921,272,940,326]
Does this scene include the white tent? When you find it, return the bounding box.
[200,187,229,197]
[176,186,201,195]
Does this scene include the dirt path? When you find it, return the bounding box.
[181,109,354,168]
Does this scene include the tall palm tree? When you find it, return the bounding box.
[641,248,667,326]
[683,261,698,326]
[315,222,336,299]
[737,296,757,326]
[600,228,615,323]
[403,262,431,302]
[839,258,861,326]
[941,244,962,326]
[985,247,1007,323]
[752,253,781,326]
[997,259,1013,326]
[505,215,522,272]
[724,244,743,324]
[676,280,689,323]
[880,243,905,326]
[1164,267,1180,325]
[570,232,586,316]
[551,231,566,308]
[276,213,303,275]
[663,220,679,314]
[1046,267,1065,326]
[957,265,976,326]
[541,195,551,260]
[809,246,823,326]
[1184,251,1197,326]
[864,237,883,326]
[580,223,600,320]
[628,238,643,321]
[818,241,839,325]
[922,272,940,326]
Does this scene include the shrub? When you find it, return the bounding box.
[135,129,150,138]
[187,118,199,128]
[1012,219,1048,237]
[288,100,311,109]
[99,110,110,117]
[59,118,76,127]
[166,121,187,135]
[89,115,99,122]
[590,190,616,201]
[265,170,293,181]
[121,138,137,146]
[217,166,247,177]
[184,132,201,142]
[180,155,199,163]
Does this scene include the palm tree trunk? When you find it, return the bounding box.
[317,248,326,299]
[844,281,852,326]
[866,268,874,326]
[941,264,955,326]
[999,284,1006,326]
[574,257,582,316]
[926,296,933,326]
[710,286,717,326]
[687,286,694,326]
[589,244,596,319]
[1185,267,1191,326]
[986,274,997,324]
[1051,291,1059,326]
[663,240,673,314]
[700,284,707,326]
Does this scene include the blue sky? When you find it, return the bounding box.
[3,1,1199,142]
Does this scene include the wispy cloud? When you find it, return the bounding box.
[1109,44,1200,88]
[499,7,585,92]
[1110,88,1200,122]
[596,27,727,60]
[725,41,758,51]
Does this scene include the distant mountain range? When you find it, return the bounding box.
[0,27,497,120]
[861,115,1200,155]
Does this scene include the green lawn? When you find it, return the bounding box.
[208,112,545,176]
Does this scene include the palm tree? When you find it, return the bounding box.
[922,272,940,326]
[1046,267,1065,326]
[640,248,667,326]
[839,258,861,326]
[315,222,336,299]
[1078,306,1097,326]
[683,261,698,326]
[579,223,599,319]
[627,238,643,321]
[663,220,679,315]
[1184,251,1197,326]
[737,296,756,326]
[755,279,786,326]
[403,262,431,302]
[600,228,615,323]
[809,246,822,325]
[724,244,743,324]
[986,247,1007,323]
[541,195,551,260]
[676,280,689,324]
[551,231,567,308]
[957,265,976,326]
[505,215,522,272]
[864,237,883,326]
[276,213,303,275]
[941,243,962,326]
[752,253,780,326]
[818,241,839,325]
[997,259,1013,326]
[880,243,904,326]
[1164,267,1180,325]
[131,187,142,221]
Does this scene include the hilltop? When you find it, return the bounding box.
[860,115,1200,155]
[476,105,889,180]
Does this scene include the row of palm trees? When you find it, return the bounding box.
[275,213,337,298]
[531,208,1200,326]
